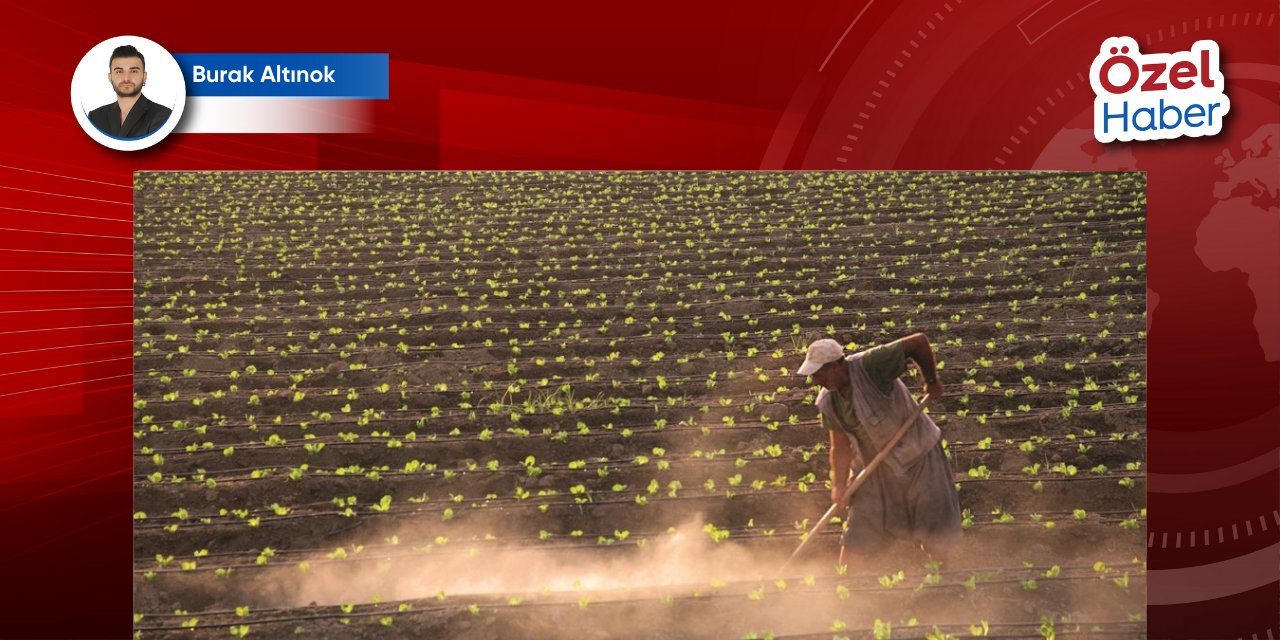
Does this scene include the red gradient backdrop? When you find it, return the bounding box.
[0,2,1277,638]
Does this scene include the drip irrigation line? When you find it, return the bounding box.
[133,478,1146,533]
[131,380,1146,442]
[133,309,1143,367]
[133,269,1144,320]
[136,238,1145,290]
[131,307,1146,355]
[133,576,1146,633]
[141,249,1139,290]
[138,245,1141,293]
[135,524,1148,574]
[132,375,1144,411]
[131,398,1145,444]
[137,222,1144,270]
[133,431,1145,482]
[136,199,1139,241]
[768,621,1146,640]
[133,331,1146,374]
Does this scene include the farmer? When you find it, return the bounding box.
[797,334,961,569]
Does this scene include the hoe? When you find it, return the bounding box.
[777,393,933,576]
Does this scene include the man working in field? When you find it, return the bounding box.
[797,334,961,569]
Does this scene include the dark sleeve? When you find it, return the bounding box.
[862,341,907,395]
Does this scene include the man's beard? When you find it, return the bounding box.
[114,83,142,98]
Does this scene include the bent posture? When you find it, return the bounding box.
[798,334,961,569]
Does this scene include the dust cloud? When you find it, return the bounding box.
[272,515,811,607]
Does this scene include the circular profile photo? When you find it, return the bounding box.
[71,36,185,151]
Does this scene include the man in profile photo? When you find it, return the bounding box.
[87,45,172,139]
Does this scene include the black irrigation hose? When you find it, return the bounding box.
[138,237,1143,264]
[136,172,1140,192]
[135,325,1146,362]
[134,299,1144,335]
[142,249,1140,290]
[137,255,1144,297]
[139,198,1142,227]
[136,213,1143,249]
[141,522,1150,568]
[135,233,1143,282]
[138,244,1142,293]
[131,355,1143,401]
[135,169,1140,194]
[137,561,1145,609]
[768,622,1147,640]
[131,325,1145,375]
[133,284,1146,338]
[134,432,1145,481]
[140,568,1147,619]
[133,476,1146,533]
[133,305,1143,353]
[135,238,1146,289]
[131,375,1144,411]
[135,248,1145,297]
[131,404,1147,460]
[132,395,1145,436]
[134,430,1147,483]
[133,460,1150,490]
[135,522,1148,575]
[129,273,1146,330]
[133,333,1146,373]
[133,459,1149,488]
[137,203,1142,226]
[131,448,1151,486]
[138,194,1143,222]
[135,266,1141,313]
[133,577,1146,633]
[136,220,1144,264]
[134,337,1143,380]
[132,257,1141,312]
[130,405,1146,462]
[131,311,1145,359]
[141,335,1143,374]
[131,380,1146,444]
[136,211,1141,247]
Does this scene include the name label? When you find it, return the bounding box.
[175,53,388,99]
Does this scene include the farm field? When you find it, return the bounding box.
[132,171,1147,639]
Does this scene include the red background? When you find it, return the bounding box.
[1,1,1277,638]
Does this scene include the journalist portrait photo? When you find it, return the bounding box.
[88,44,171,139]
[71,36,185,151]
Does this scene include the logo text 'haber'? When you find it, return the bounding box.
[1090,37,1229,143]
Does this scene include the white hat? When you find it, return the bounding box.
[797,338,845,375]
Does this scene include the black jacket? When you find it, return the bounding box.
[87,94,172,139]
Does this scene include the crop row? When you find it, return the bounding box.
[133,472,1145,539]
[135,233,1142,291]
[133,557,1144,639]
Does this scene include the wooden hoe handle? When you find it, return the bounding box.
[775,393,933,576]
